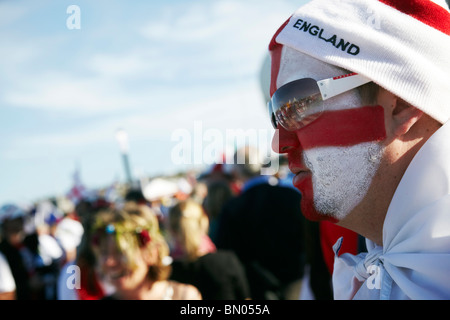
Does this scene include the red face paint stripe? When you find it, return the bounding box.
[296,175,338,223]
[269,17,290,51]
[270,45,283,98]
[297,105,386,150]
[269,17,291,97]
[379,0,450,35]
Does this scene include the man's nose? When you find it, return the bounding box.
[272,126,301,154]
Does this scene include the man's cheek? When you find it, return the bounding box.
[297,106,386,150]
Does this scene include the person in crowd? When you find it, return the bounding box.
[55,216,85,300]
[30,201,65,300]
[0,204,27,300]
[55,217,84,267]
[267,0,450,299]
[167,199,250,300]
[0,203,53,300]
[0,251,16,300]
[202,181,234,244]
[57,198,115,300]
[124,188,148,206]
[215,146,306,300]
[91,202,201,300]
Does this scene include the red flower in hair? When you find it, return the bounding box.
[137,229,151,246]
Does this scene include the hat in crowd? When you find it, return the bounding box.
[270,0,450,123]
[142,178,179,202]
[54,218,84,251]
[0,204,26,224]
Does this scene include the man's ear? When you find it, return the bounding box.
[392,99,424,137]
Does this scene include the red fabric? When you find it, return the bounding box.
[77,264,105,300]
[320,221,359,274]
[379,0,450,35]
[198,234,217,255]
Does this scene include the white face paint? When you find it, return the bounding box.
[276,47,384,220]
[303,142,383,220]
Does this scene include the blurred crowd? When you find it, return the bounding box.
[0,146,359,300]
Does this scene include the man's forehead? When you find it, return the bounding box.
[274,46,348,89]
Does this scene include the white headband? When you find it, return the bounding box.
[271,0,450,123]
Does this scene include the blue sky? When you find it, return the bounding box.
[0,0,306,205]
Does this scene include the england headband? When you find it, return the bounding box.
[270,0,450,124]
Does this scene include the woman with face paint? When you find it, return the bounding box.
[91,203,202,300]
[267,0,450,300]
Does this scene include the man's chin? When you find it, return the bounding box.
[295,175,339,223]
[302,206,339,223]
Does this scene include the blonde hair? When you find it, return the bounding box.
[168,199,209,261]
[92,203,171,281]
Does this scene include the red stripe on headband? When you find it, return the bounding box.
[296,106,386,150]
[269,17,291,97]
[379,0,450,35]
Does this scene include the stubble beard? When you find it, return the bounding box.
[303,141,384,221]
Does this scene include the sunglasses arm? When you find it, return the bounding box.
[317,73,372,101]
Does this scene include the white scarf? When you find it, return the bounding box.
[332,120,450,299]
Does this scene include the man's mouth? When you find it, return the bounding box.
[289,165,311,187]
[292,171,311,187]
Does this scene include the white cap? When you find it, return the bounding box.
[55,218,84,251]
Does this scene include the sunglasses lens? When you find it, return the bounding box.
[269,78,324,131]
[267,101,278,129]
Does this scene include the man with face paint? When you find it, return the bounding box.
[267,0,450,299]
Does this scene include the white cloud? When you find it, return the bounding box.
[2,0,298,114]
[0,1,35,27]
[88,52,150,77]
[4,73,142,113]
[138,0,297,79]
[3,79,270,160]
[0,0,301,204]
